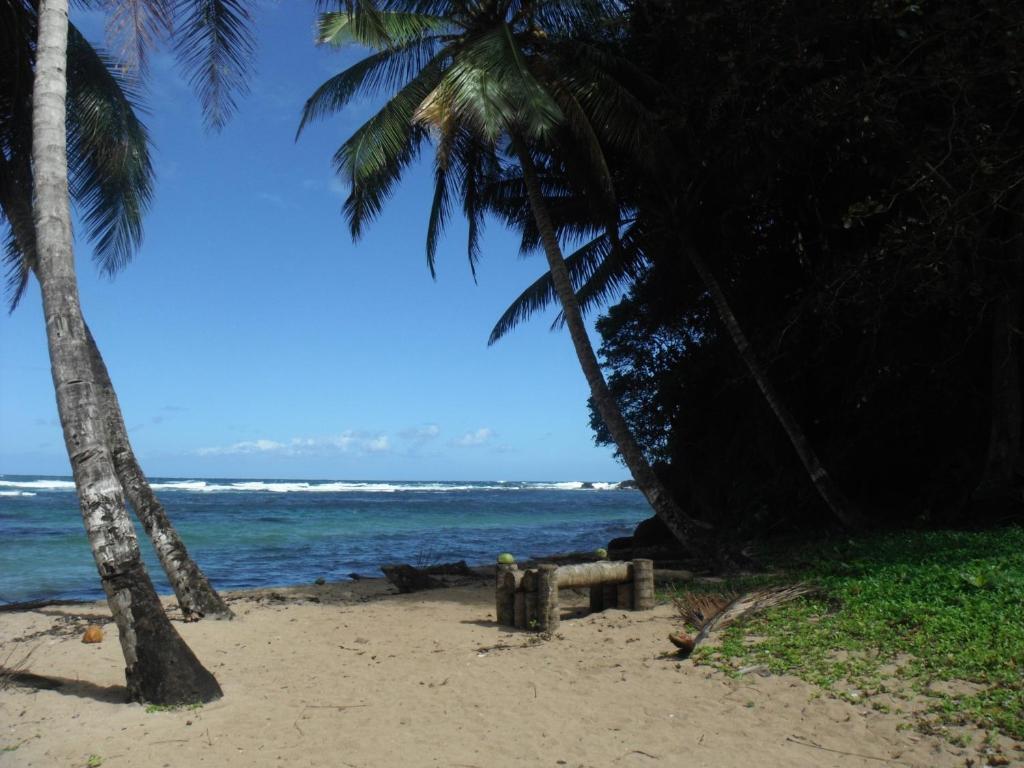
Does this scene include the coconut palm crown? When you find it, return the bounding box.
[298,0,650,275]
[299,0,712,553]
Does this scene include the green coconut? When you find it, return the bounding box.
[595,548,608,559]
[497,553,515,564]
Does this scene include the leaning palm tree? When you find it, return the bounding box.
[298,0,710,552]
[1,0,234,621]
[486,163,866,530]
[22,0,255,700]
[30,0,222,703]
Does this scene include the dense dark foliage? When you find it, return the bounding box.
[590,0,1024,534]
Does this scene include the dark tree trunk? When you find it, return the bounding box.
[31,0,221,704]
[84,326,234,620]
[974,286,1022,503]
[685,244,866,530]
[513,142,711,556]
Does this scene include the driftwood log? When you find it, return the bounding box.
[421,560,474,576]
[380,564,444,593]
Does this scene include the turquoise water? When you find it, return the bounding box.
[0,475,648,604]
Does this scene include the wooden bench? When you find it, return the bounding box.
[494,559,655,632]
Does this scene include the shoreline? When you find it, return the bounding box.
[0,547,686,612]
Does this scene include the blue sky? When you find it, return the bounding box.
[0,3,629,482]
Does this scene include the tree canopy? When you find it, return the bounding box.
[583,0,1024,533]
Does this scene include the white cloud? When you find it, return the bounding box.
[197,432,391,457]
[454,427,494,447]
[366,435,391,452]
[398,424,441,442]
[198,439,286,456]
[299,175,350,199]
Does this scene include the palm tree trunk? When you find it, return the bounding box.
[0,142,232,622]
[512,142,710,554]
[685,244,865,530]
[83,325,234,620]
[31,0,221,703]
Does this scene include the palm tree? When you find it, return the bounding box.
[1,0,234,621]
[21,0,255,699]
[297,0,711,553]
[30,0,222,703]
[487,167,866,530]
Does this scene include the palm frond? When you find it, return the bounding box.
[66,24,154,276]
[489,220,646,342]
[297,36,443,138]
[457,129,499,279]
[553,40,659,163]
[336,55,446,237]
[568,223,645,318]
[425,123,457,278]
[1,224,29,311]
[483,148,613,255]
[173,0,256,131]
[548,84,616,214]
[438,23,562,143]
[105,0,173,74]
[0,1,35,208]
[0,149,36,310]
[317,8,449,49]
[521,0,616,37]
[420,115,499,278]
[672,585,816,654]
[488,230,613,344]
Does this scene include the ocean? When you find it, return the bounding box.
[0,475,648,605]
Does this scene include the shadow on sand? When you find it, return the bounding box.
[1,668,127,704]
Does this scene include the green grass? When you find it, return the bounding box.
[683,527,1024,741]
[144,701,204,714]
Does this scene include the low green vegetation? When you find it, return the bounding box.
[686,528,1024,741]
[144,701,203,714]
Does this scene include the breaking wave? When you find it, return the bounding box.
[0,477,631,494]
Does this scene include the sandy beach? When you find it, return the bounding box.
[0,577,1012,768]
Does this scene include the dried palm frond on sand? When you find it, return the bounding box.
[669,584,815,655]
[0,644,39,691]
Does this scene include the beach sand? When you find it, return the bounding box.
[0,578,1009,767]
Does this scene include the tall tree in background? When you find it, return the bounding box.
[298,0,711,554]
[557,0,1024,530]
[1,0,234,621]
